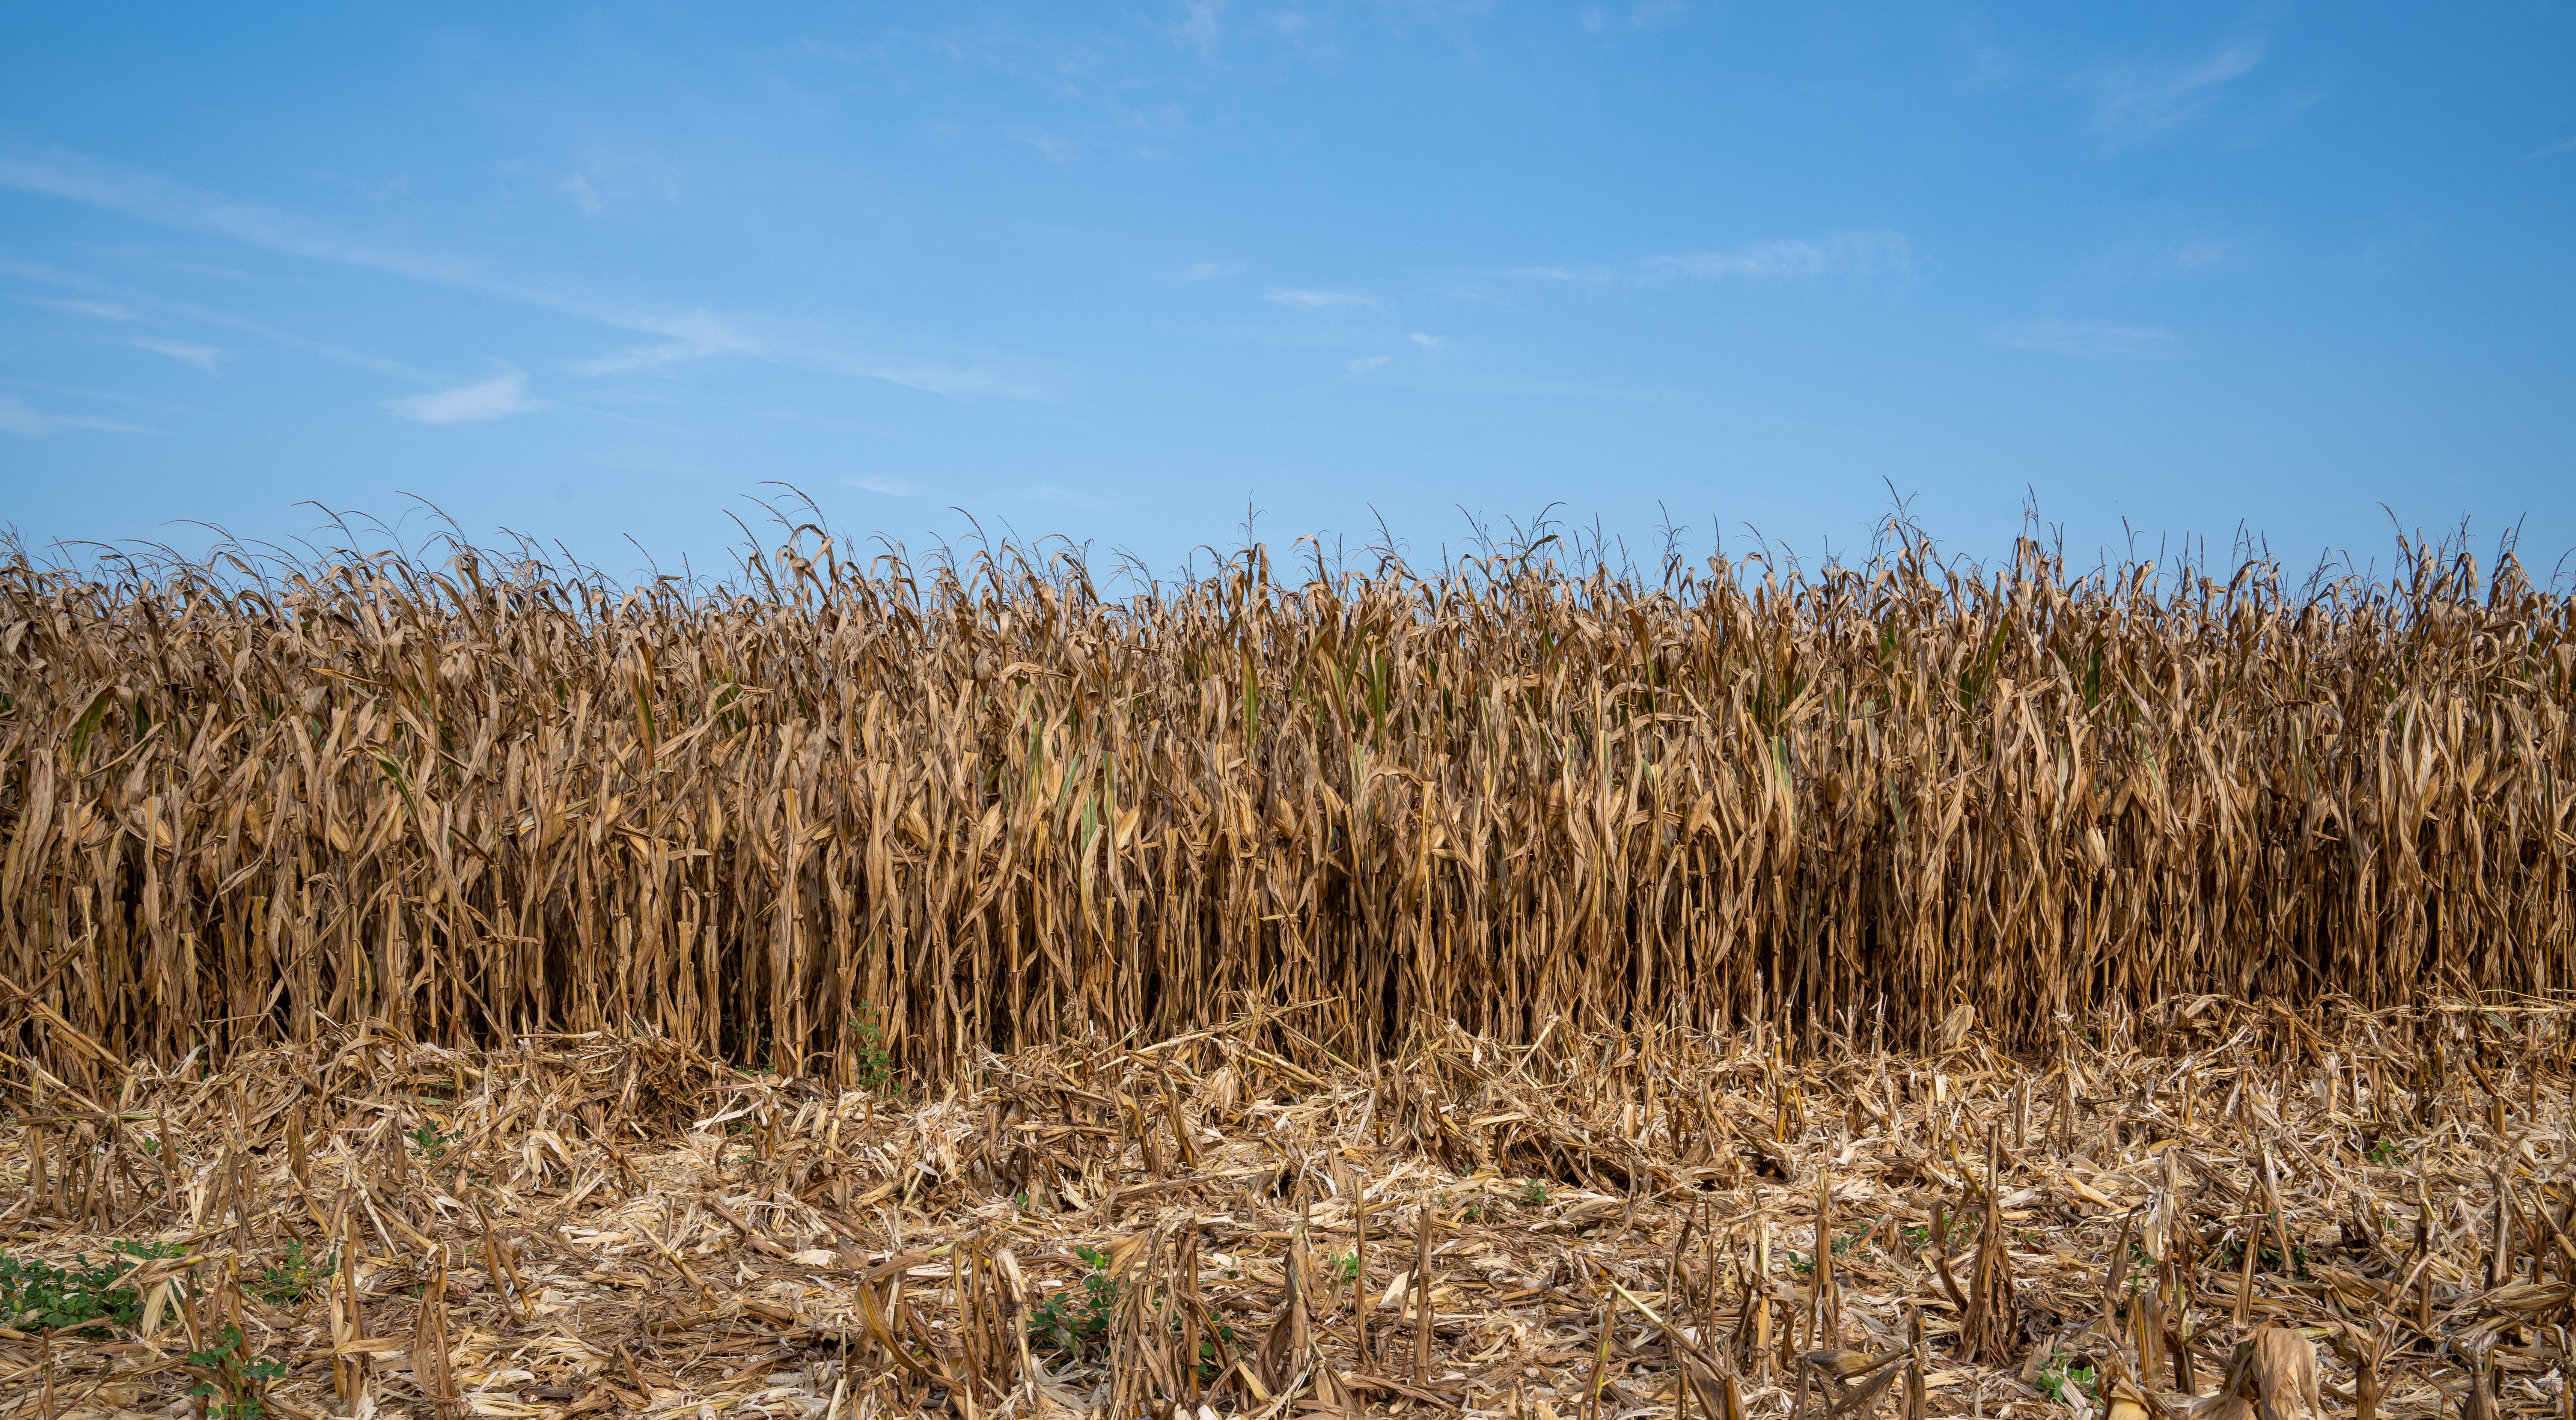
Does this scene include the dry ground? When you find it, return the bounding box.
[4,996,2573,1420]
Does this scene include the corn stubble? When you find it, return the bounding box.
[2,997,2570,1419]
[5,521,2571,1081]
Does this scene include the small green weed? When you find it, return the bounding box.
[188,1324,288,1420]
[1790,1223,1876,1275]
[1027,1245,1122,1362]
[1182,1308,1238,1380]
[405,1123,461,1159]
[1332,1251,1361,1284]
[1519,1179,1550,1208]
[0,1241,185,1332]
[2035,1352,2098,1409]
[849,1002,898,1097]
[2368,1139,2406,1166]
[2215,1238,2309,1276]
[252,1239,336,1308]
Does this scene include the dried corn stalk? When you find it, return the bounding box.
[3,526,2574,1085]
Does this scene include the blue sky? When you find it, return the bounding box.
[4,4,2573,581]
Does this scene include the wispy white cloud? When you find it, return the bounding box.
[2529,134,2576,160]
[1008,128,1077,162]
[1,395,55,437]
[1988,319,2178,359]
[806,349,1047,399]
[134,336,226,372]
[849,475,916,497]
[171,304,435,381]
[27,297,134,321]
[3,254,445,382]
[567,339,729,377]
[0,143,503,291]
[1347,354,1392,376]
[383,372,551,425]
[1,144,1047,401]
[569,311,819,378]
[0,393,144,436]
[560,174,605,215]
[565,309,1036,395]
[1171,0,1223,58]
[1409,333,1443,350]
[2085,41,2264,148]
[1502,265,1611,282]
[569,316,1036,397]
[1466,238,1906,301]
[1640,230,1913,282]
[1265,286,1375,309]
[1183,261,1244,280]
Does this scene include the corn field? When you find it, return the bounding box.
[4,522,2573,1085]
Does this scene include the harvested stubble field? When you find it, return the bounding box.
[4,998,2576,1420]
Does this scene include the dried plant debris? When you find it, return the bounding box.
[5,997,2576,1419]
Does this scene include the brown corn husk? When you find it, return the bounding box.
[1958,1126,2019,1364]
[2206,1325,2323,1420]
